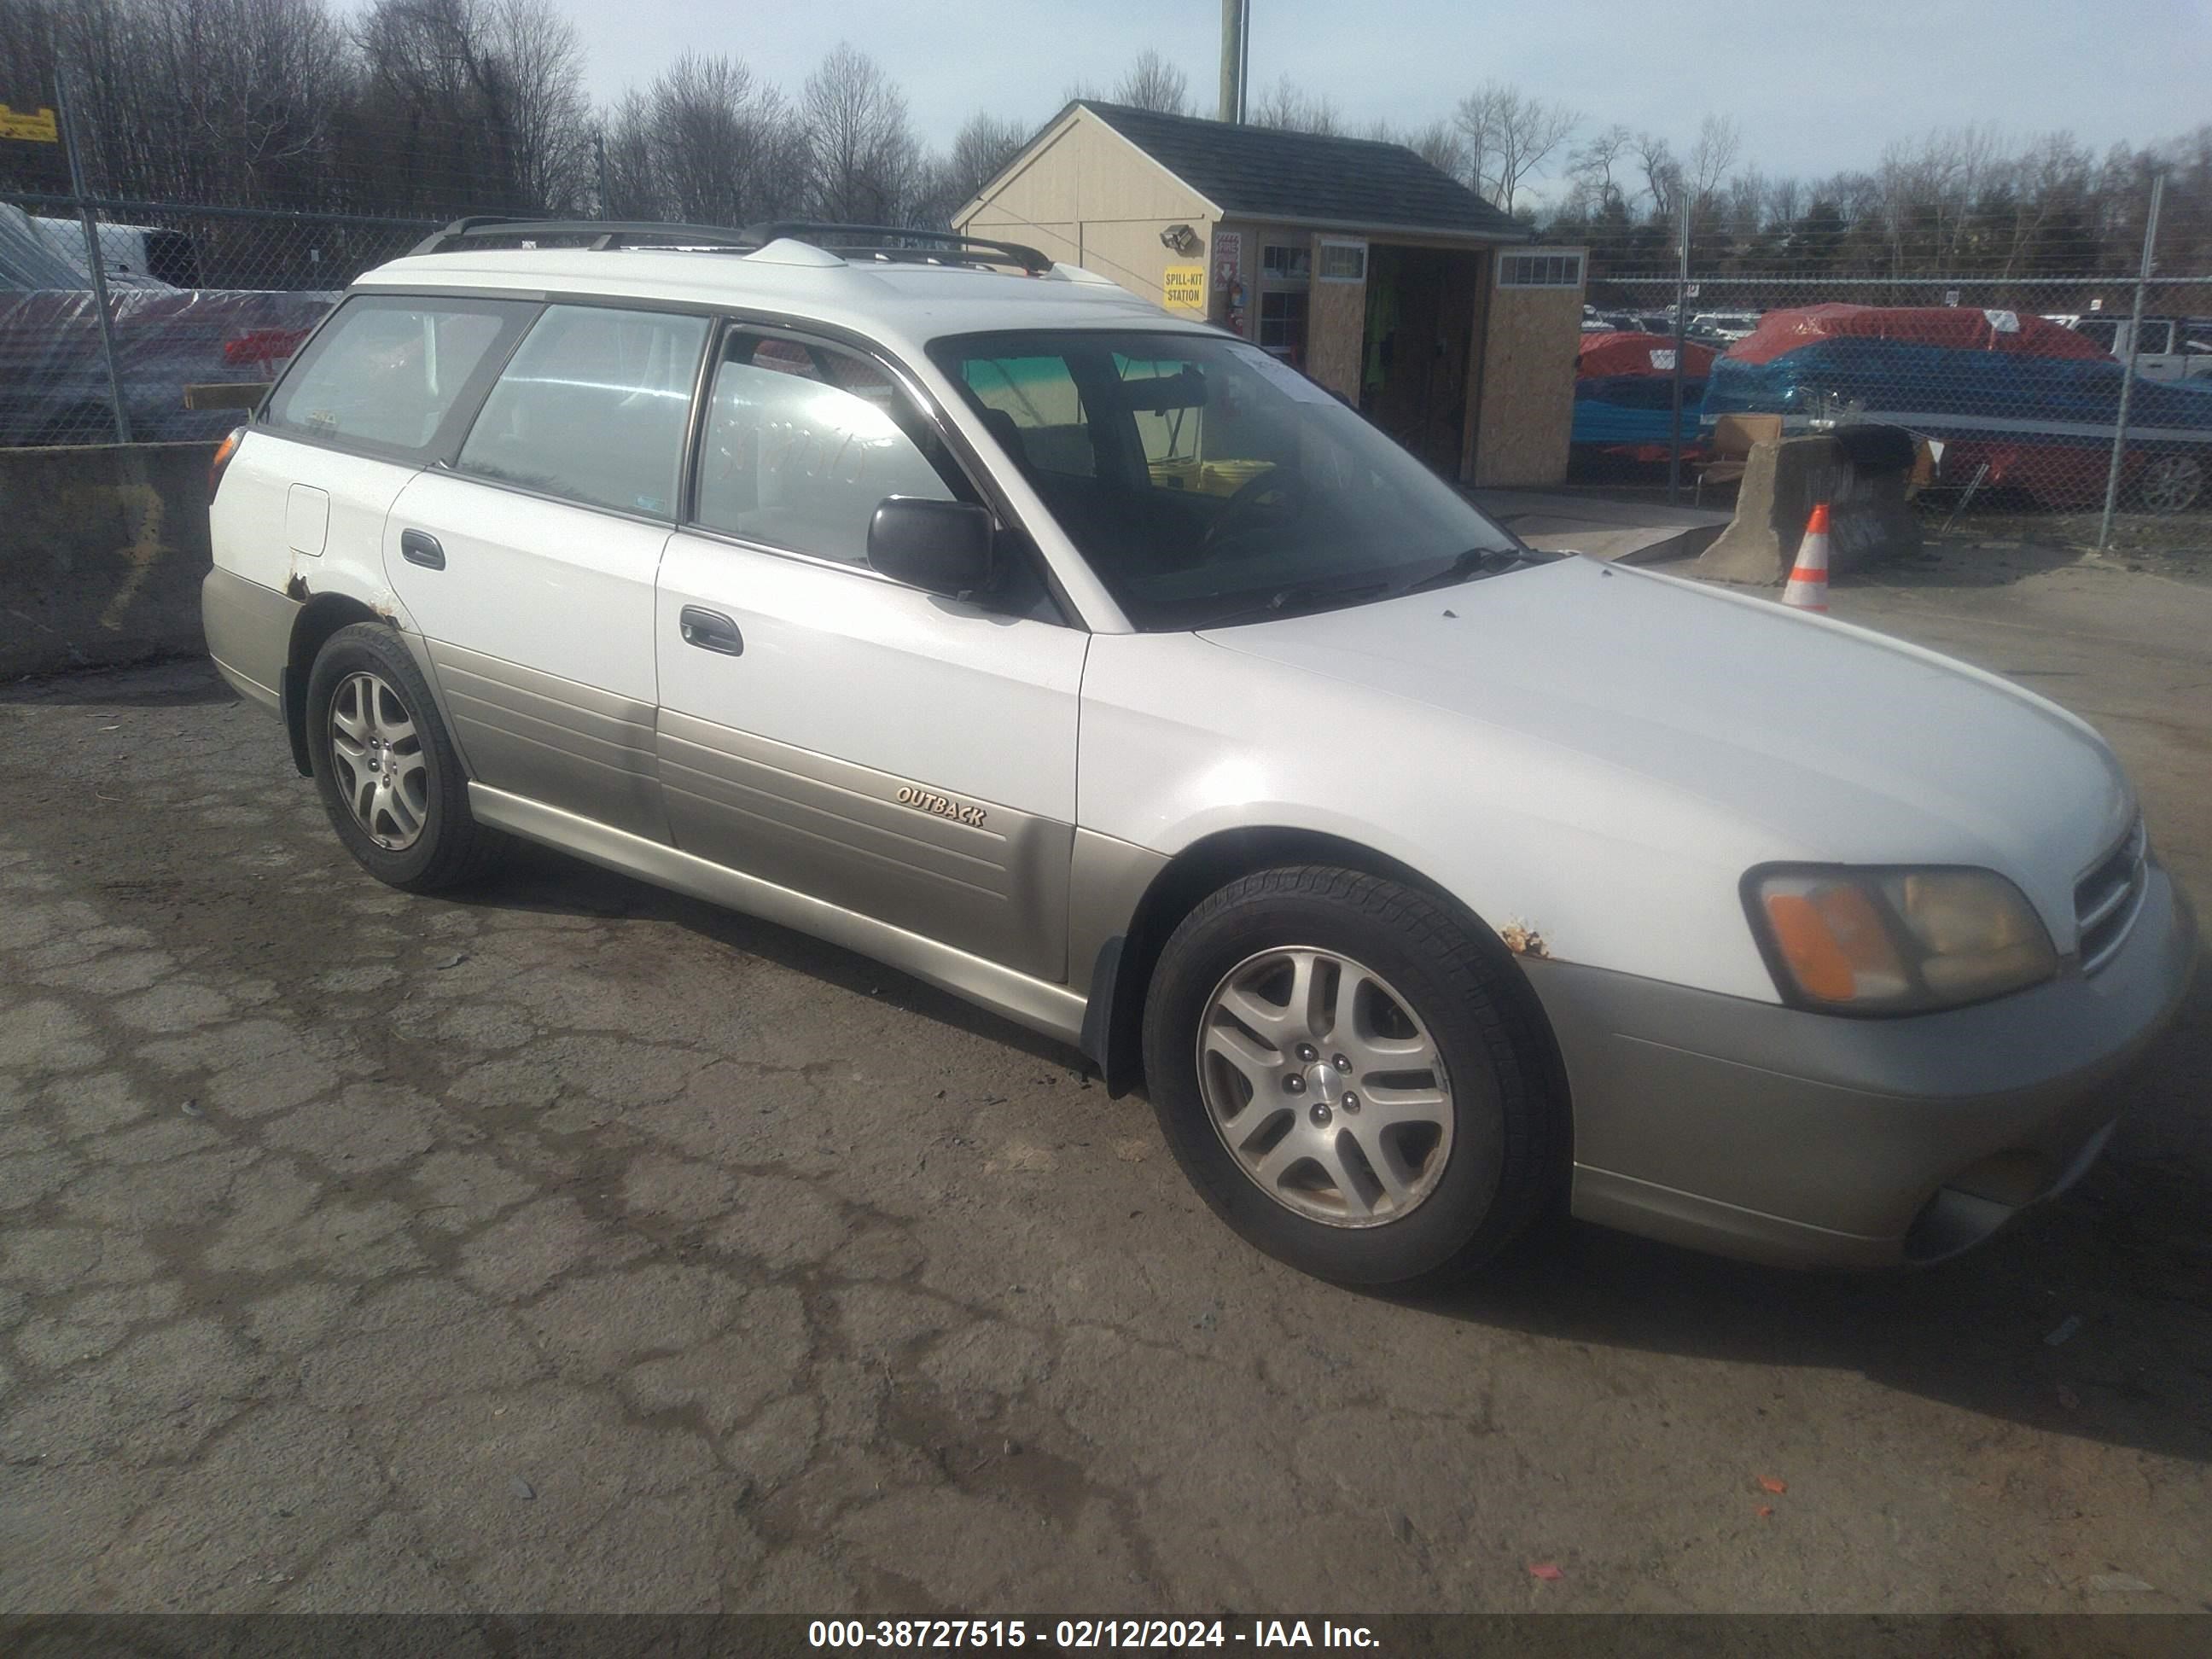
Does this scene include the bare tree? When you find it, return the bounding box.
[944,112,1030,202]
[1114,48,1189,115]
[1452,80,1579,213]
[1685,114,1741,212]
[1631,130,1680,218]
[800,41,919,224]
[638,51,800,226]
[1406,117,1469,180]
[482,0,591,212]
[1569,122,1635,212]
[1249,74,1340,137]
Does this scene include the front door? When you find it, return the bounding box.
[386,302,710,841]
[655,329,1086,981]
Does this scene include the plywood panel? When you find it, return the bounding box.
[1304,234,1365,399]
[1472,283,1581,486]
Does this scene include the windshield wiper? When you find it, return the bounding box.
[1196,579,1394,629]
[1398,544,1535,594]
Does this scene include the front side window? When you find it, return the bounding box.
[457,305,707,518]
[694,331,961,565]
[931,329,1533,632]
[265,295,525,455]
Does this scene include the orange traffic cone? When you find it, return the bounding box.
[1782,504,1831,612]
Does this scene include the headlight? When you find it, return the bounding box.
[1744,865,2057,1014]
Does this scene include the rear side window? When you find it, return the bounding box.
[265,295,525,456]
[457,305,709,519]
[694,331,960,565]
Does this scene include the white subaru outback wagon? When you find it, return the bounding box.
[203,219,2197,1286]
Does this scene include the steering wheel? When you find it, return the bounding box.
[1200,466,1304,558]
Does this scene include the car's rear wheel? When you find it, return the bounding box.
[2138,454,2204,515]
[1142,865,1563,1286]
[306,621,501,893]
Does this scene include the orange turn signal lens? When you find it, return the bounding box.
[1762,881,1909,1005]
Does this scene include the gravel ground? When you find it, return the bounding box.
[1,547,2206,1615]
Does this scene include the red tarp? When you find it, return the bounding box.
[1575,332,1717,378]
[1726,303,2110,366]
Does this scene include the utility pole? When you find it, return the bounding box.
[1219,0,1246,124]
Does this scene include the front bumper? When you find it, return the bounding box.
[1527,864,2198,1269]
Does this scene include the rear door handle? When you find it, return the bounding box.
[678,606,743,655]
[400,529,445,570]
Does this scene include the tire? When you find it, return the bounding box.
[1142,865,1564,1287]
[305,621,502,893]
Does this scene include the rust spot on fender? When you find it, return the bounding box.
[283,572,309,602]
[1499,921,1550,958]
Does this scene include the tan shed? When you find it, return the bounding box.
[956,101,1588,487]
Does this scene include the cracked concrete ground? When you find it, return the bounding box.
[1,549,2207,1615]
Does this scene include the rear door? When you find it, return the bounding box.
[386,301,710,841]
[654,328,1086,981]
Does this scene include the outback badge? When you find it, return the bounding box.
[895,784,987,828]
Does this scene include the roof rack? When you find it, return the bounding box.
[742,222,1054,276]
[406,216,1056,276]
[409,216,757,256]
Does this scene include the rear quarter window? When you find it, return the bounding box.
[264,294,529,457]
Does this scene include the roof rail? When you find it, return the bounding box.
[409,216,758,256]
[742,222,1053,276]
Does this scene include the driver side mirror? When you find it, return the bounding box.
[868,497,996,597]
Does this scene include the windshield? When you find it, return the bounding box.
[928,329,1530,630]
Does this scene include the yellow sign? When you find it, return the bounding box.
[0,104,59,143]
[1162,263,1206,311]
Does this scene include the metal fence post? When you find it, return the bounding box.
[1666,210,1690,505]
[54,65,133,445]
[2098,172,2164,552]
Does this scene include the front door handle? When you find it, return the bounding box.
[400,529,445,570]
[678,606,743,655]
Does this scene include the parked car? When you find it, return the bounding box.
[204,221,2196,1285]
[2048,314,2212,382]
[1571,330,1719,459]
[1703,304,2212,513]
[1687,310,1761,346]
[32,215,201,288]
[0,285,335,445]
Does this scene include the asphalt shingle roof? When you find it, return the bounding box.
[1075,101,1529,241]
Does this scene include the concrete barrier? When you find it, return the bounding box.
[1694,431,1922,585]
[0,441,218,678]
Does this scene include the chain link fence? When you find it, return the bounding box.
[1,193,434,446]
[1566,183,2212,549]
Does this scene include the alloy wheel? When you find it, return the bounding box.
[1196,946,1453,1227]
[329,671,429,851]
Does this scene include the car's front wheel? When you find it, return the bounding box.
[306,621,501,893]
[1142,865,1563,1286]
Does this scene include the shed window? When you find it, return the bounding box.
[1260,244,1311,282]
[1259,290,1307,360]
[1498,252,1584,288]
[1318,240,1366,282]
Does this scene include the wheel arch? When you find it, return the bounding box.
[1091,825,1572,1144]
[282,593,385,776]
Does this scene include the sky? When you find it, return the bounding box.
[419,0,2212,205]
